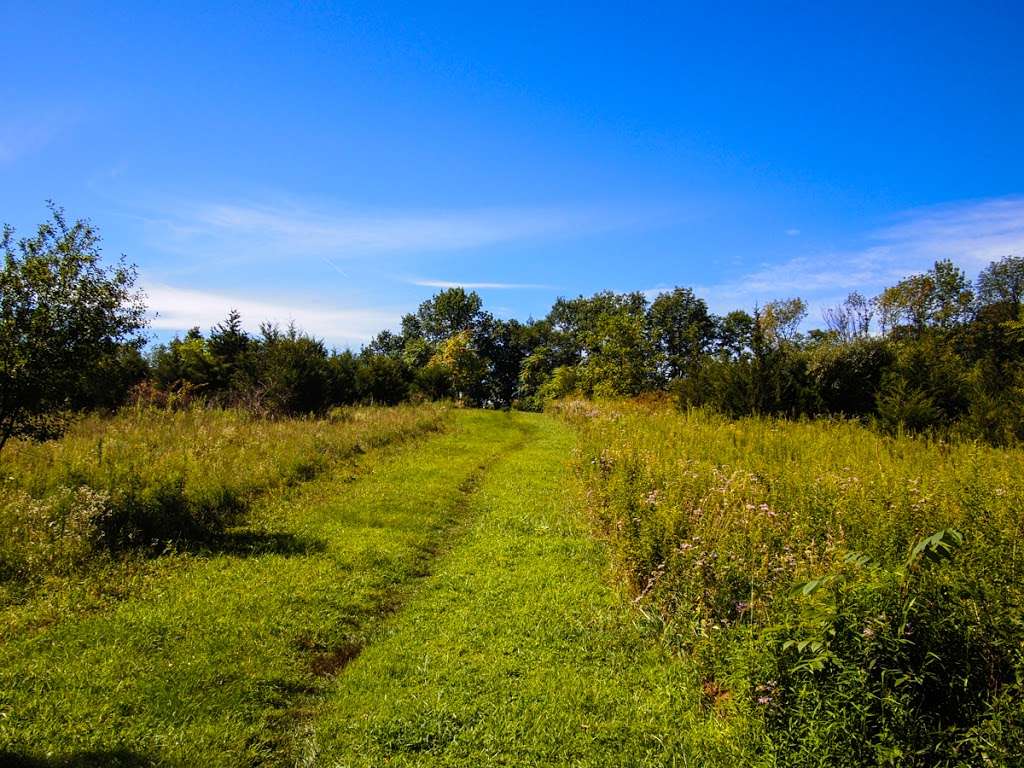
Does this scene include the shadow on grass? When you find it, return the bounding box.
[0,530,328,593]
[191,529,329,558]
[0,750,156,768]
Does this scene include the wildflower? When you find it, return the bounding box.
[755,680,777,706]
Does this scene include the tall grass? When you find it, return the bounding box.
[559,397,1024,766]
[0,404,448,581]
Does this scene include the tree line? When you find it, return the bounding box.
[4,206,1024,447]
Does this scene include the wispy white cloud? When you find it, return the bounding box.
[143,199,621,261]
[873,195,1024,266]
[785,228,801,236]
[410,278,553,290]
[144,283,398,348]
[696,195,1024,318]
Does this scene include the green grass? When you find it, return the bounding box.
[0,410,526,765]
[304,410,745,767]
[4,402,1023,766]
[1,409,746,767]
[559,398,1024,766]
[0,404,447,580]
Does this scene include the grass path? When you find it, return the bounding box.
[0,411,530,766]
[2,411,748,767]
[304,414,746,767]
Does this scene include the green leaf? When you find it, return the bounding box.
[908,528,963,565]
[843,551,875,568]
[793,577,830,596]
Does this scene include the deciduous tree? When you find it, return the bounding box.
[0,205,146,454]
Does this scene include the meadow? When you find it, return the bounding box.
[1,401,1022,766]
[562,398,1024,766]
[0,404,447,584]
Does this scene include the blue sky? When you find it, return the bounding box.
[3,1,1023,348]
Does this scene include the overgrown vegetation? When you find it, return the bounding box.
[0,404,446,583]
[5,203,1024,764]
[140,257,1024,446]
[562,398,1024,765]
[5,206,1024,446]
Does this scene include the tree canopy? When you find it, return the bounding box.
[4,205,1024,447]
[0,205,146,452]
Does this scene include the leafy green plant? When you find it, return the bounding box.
[784,529,963,672]
[0,205,146,454]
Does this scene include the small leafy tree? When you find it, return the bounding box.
[760,298,808,344]
[875,260,973,335]
[427,329,486,403]
[975,255,1024,322]
[647,287,716,381]
[0,205,146,454]
[364,328,405,359]
[414,287,483,343]
[578,310,656,397]
[150,328,216,391]
[516,345,556,410]
[716,310,755,359]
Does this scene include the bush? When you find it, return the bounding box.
[875,375,942,435]
[357,355,410,405]
[808,338,895,417]
[768,530,1020,765]
[257,329,334,415]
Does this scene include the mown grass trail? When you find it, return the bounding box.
[304,414,742,767]
[3,411,739,767]
[0,411,531,766]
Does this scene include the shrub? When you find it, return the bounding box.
[875,375,942,435]
[808,337,895,417]
[357,355,410,405]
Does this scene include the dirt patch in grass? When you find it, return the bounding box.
[309,641,364,677]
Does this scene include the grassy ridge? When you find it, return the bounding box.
[0,410,525,766]
[0,404,447,581]
[561,398,1024,765]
